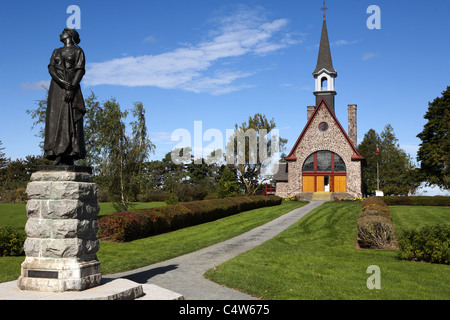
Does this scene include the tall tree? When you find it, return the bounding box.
[359,125,419,196]
[93,98,155,211]
[416,86,450,189]
[379,124,418,195]
[357,129,381,196]
[216,166,240,198]
[0,156,52,190]
[226,113,287,195]
[126,102,155,198]
[0,140,7,169]
[26,90,48,149]
[27,91,154,210]
[77,91,104,169]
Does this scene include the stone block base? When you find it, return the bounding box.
[18,258,101,292]
[19,166,101,293]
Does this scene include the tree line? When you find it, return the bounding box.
[1,90,286,209]
[1,87,448,203]
[358,86,449,196]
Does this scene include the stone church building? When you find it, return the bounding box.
[274,11,364,199]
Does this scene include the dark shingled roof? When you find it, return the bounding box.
[313,17,337,76]
[273,163,288,182]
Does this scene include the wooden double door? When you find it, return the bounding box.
[303,175,346,193]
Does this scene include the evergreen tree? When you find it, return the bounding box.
[416,86,450,189]
[0,140,7,169]
[378,124,418,195]
[357,129,381,196]
[359,125,419,196]
[216,166,240,198]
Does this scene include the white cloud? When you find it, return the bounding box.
[21,80,50,91]
[84,8,297,95]
[331,39,358,47]
[143,35,157,44]
[149,131,175,144]
[362,52,377,61]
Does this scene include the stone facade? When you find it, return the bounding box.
[275,100,362,198]
[348,104,357,147]
[18,168,101,292]
[275,11,363,199]
[307,106,315,121]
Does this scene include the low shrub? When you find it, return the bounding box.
[97,196,282,242]
[358,197,396,249]
[397,224,450,265]
[362,197,388,209]
[0,226,26,256]
[173,183,210,202]
[358,209,393,222]
[0,188,27,203]
[362,203,390,215]
[357,215,395,249]
[381,196,450,206]
[137,192,172,203]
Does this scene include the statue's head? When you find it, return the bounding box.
[60,28,80,45]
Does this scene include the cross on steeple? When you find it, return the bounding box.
[313,0,337,113]
[321,0,328,19]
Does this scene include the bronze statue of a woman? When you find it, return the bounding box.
[44,28,86,165]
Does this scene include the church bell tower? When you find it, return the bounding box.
[313,2,337,113]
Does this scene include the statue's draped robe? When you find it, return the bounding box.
[44,46,86,161]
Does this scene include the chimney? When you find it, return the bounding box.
[307,106,315,121]
[348,104,357,147]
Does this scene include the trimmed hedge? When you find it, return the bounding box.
[98,196,282,242]
[358,197,395,249]
[357,215,395,248]
[381,196,450,206]
[397,224,450,265]
[362,197,388,209]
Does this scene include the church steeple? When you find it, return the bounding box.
[313,1,337,113]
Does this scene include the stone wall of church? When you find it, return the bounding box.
[274,181,290,198]
[275,104,362,198]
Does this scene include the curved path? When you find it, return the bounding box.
[106,201,326,300]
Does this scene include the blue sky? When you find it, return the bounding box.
[1,0,449,169]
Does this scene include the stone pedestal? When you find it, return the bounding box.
[18,166,101,292]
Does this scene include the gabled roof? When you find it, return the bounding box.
[285,98,364,162]
[313,16,337,77]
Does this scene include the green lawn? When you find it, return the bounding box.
[98,201,307,274]
[0,202,167,233]
[390,205,450,230]
[0,201,165,283]
[0,200,307,282]
[204,202,450,300]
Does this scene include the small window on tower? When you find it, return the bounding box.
[321,77,328,91]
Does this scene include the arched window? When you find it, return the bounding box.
[334,154,346,172]
[303,154,315,172]
[302,151,346,172]
[302,151,347,193]
[321,77,328,91]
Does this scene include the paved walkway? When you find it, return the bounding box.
[107,201,326,300]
